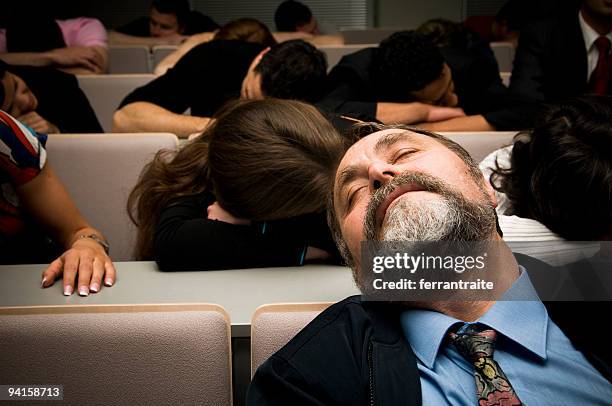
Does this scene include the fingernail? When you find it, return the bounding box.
[104,278,113,287]
[90,283,99,293]
[41,277,47,288]
[63,285,73,296]
[78,286,89,297]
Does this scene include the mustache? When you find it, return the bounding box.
[363,171,456,241]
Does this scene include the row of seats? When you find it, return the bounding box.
[46,132,516,261]
[0,302,329,406]
[77,72,512,132]
[108,45,177,74]
[107,42,516,74]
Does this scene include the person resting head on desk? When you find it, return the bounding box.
[318,30,514,131]
[153,17,342,76]
[109,0,219,46]
[154,18,278,76]
[247,123,611,405]
[0,15,108,75]
[0,61,103,134]
[0,61,56,134]
[114,39,327,138]
[481,95,612,245]
[0,110,115,296]
[128,98,349,271]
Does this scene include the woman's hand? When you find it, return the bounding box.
[207,201,251,225]
[42,237,116,296]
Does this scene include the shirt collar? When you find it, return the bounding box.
[400,266,548,368]
[477,267,548,361]
[400,308,459,369]
[579,10,612,51]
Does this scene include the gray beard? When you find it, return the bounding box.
[382,197,455,240]
[364,172,496,242]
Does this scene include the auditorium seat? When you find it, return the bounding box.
[108,46,152,74]
[77,74,155,132]
[0,304,232,406]
[490,42,515,72]
[46,133,179,261]
[152,45,179,72]
[341,28,403,44]
[318,44,376,71]
[250,303,331,376]
[440,131,517,162]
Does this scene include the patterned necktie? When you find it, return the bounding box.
[589,36,611,95]
[449,324,523,406]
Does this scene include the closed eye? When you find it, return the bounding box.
[346,186,366,213]
[392,148,417,164]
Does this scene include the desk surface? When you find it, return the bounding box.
[0,262,360,337]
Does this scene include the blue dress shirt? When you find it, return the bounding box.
[400,267,612,405]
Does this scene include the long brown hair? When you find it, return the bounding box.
[128,99,348,259]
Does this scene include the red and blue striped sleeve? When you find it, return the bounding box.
[0,110,47,186]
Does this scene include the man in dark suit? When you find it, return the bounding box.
[510,0,611,123]
[247,124,611,405]
[317,31,516,131]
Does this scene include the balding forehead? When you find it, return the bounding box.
[334,129,425,198]
[373,130,425,154]
[337,129,422,172]
[341,129,423,162]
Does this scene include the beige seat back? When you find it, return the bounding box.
[45,133,179,261]
[77,74,155,132]
[341,28,403,44]
[318,44,376,71]
[490,42,515,72]
[0,304,232,406]
[108,45,152,73]
[251,302,331,376]
[440,131,517,163]
[152,45,179,70]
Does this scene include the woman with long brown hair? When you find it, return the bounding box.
[128,98,347,270]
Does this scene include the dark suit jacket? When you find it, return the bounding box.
[509,12,611,123]
[247,254,610,405]
[317,46,517,130]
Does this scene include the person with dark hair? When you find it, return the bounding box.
[112,0,218,45]
[247,123,611,405]
[114,39,327,137]
[0,61,102,133]
[417,18,499,72]
[128,99,346,270]
[508,0,611,126]
[275,0,318,34]
[0,15,108,74]
[154,18,277,75]
[318,30,515,131]
[0,109,116,295]
[481,95,612,242]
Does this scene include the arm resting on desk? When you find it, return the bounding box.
[113,102,210,138]
[17,164,116,295]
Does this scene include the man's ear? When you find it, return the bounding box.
[482,173,497,209]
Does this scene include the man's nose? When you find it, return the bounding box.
[368,162,396,192]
